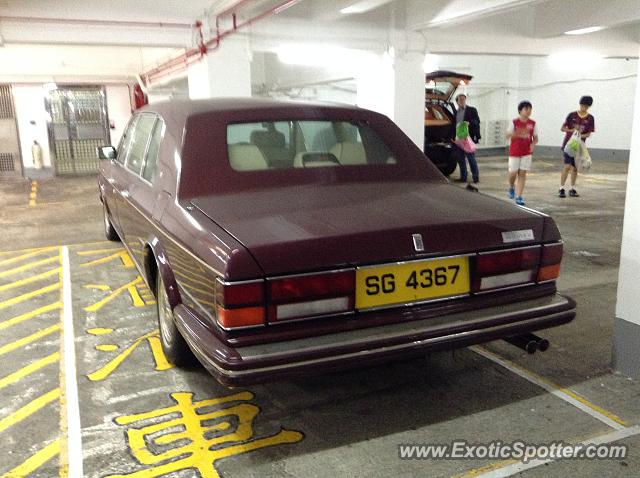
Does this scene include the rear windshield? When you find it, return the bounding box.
[227,120,397,171]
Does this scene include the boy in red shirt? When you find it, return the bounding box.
[559,96,595,198]
[507,101,538,206]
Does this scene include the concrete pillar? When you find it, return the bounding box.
[612,48,640,378]
[188,36,252,99]
[357,51,425,150]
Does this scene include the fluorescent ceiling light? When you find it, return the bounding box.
[340,0,393,15]
[564,26,605,35]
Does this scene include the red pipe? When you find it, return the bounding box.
[140,0,302,86]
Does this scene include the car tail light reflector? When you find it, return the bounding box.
[268,270,355,321]
[537,242,563,282]
[473,246,540,292]
[214,279,265,329]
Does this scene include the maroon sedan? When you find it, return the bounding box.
[97,98,575,386]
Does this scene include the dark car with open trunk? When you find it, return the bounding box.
[97,98,575,386]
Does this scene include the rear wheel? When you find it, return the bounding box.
[103,201,119,241]
[156,273,193,366]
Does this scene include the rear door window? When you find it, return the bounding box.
[125,114,156,175]
[142,118,164,183]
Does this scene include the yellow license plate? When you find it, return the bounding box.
[355,256,470,310]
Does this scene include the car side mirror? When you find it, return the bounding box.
[97,146,116,160]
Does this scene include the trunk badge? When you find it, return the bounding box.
[412,233,425,252]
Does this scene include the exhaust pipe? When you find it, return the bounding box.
[504,335,538,354]
[523,333,550,351]
[504,333,550,354]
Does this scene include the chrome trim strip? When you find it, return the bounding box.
[476,244,540,256]
[266,268,354,281]
[233,294,572,361]
[473,281,536,295]
[216,277,264,286]
[270,310,354,326]
[191,305,573,379]
[358,292,469,313]
[356,253,473,270]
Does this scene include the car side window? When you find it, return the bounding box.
[125,114,156,175]
[142,118,164,183]
[117,116,138,164]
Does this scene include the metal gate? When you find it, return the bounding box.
[46,86,110,175]
[0,85,23,178]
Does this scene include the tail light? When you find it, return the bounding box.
[538,242,563,282]
[214,279,265,329]
[268,270,355,322]
[473,246,540,292]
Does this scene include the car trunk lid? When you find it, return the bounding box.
[425,70,473,102]
[191,181,547,276]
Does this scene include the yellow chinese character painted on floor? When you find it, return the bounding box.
[106,391,303,478]
[78,248,135,268]
[84,276,156,313]
[88,329,173,381]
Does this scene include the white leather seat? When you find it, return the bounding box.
[228,144,268,171]
[330,142,367,165]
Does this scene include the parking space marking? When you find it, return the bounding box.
[4,438,60,478]
[462,425,640,478]
[78,248,135,268]
[29,180,37,208]
[0,256,59,279]
[0,268,61,293]
[0,302,62,331]
[0,283,60,310]
[0,352,60,390]
[104,391,303,478]
[470,346,628,429]
[60,245,83,478]
[0,246,58,267]
[0,323,60,356]
[0,388,60,434]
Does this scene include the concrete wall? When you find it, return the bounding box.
[12,85,52,169]
[105,85,133,147]
[433,54,638,151]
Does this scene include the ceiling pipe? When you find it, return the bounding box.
[0,15,193,29]
[140,0,302,86]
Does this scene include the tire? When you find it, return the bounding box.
[156,273,193,366]
[103,201,120,242]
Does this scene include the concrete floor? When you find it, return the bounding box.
[0,156,637,478]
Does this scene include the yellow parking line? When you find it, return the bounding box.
[0,324,61,357]
[28,180,38,208]
[0,352,60,391]
[0,247,59,268]
[471,346,628,428]
[0,268,61,293]
[453,460,519,478]
[0,388,60,434]
[0,302,62,332]
[0,283,61,311]
[0,256,59,279]
[3,438,60,478]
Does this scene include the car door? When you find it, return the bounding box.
[125,116,166,268]
[117,113,159,266]
[105,115,139,238]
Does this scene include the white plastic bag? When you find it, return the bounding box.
[563,131,582,158]
[578,144,592,172]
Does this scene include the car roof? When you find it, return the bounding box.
[139,97,364,118]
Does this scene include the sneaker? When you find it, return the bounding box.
[569,189,580,197]
[515,196,525,206]
[559,188,566,198]
[508,187,515,199]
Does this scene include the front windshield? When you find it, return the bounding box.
[227,120,397,171]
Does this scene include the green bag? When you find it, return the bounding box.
[456,121,469,139]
